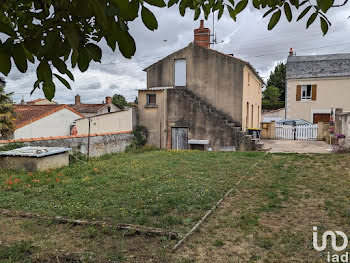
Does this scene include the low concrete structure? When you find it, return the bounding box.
[262,108,285,122]
[0,146,71,171]
[262,140,330,154]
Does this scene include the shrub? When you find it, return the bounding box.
[0,142,25,151]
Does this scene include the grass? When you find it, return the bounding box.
[1,150,350,262]
[0,150,264,233]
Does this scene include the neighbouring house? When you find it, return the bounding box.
[262,108,285,122]
[75,107,136,134]
[138,20,263,151]
[12,104,84,139]
[69,94,120,117]
[286,49,350,123]
[26,98,58,105]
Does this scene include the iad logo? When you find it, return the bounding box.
[313,226,349,262]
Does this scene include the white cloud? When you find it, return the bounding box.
[3,3,350,103]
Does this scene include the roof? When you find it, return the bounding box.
[27,98,46,103]
[0,146,71,158]
[286,53,350,80]
[68,104,110,113]
[14,105,85,129]
[143,43,264,84]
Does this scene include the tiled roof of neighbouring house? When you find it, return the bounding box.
[286,53,350,79]
[14,105,85,129]
[68,104,110,113]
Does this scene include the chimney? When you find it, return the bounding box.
[289,48,294,56]
[75,94,81,105]
[105,96,112,105]
[194,20,211,49]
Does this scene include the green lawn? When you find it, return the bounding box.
[0,150,265,233]
[2,150,350,262]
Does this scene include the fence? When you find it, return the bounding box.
[275,124,318,140]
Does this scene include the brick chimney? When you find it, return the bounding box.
[105,96,112,105]
[194,20,210,49]
[75,94,81,105]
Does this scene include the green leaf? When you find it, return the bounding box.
[306,12,318,28]
[24,47,35,63]
[12,44,28,73]
[253,0,260,9]
[235,0,248,14]
[90,0,108,29]
[144,0,166,7]
[0,22,16,37]
[268,9,281,30]
[37,60,52,82]
[218,5,224,19]
[71,49,79,68]
[53,73,71,90]
[227,6,237,21]
[317,0,334,13]
[297,6,312,21]
[263,8,276,18]
[77,48,90,72]
[52,58,68,75]
[86,43,102,62]
[0,48,11,76]
[65,69,75,81]
[194,8,201,20]
[115,24,136,58]
[63,26,80,50]
[43,81,55,101]
[320,17,329,35]
[168,0,179,7]
[284,2,292,22]
[141,6,158,31]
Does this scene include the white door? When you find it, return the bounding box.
[174,59,186,86]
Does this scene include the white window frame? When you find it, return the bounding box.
[301,85,312,101]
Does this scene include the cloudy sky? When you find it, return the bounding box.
[3,1,350,104]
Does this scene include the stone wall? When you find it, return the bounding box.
[0,132,133,157]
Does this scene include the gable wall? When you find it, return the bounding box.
[146,44,246,124]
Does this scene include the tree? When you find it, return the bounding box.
[267,62,286,101]
[262,86,284,110]
[0,0,346,100]
[112,94,128,110]
[134,97,138,105]
[0,78,17,139]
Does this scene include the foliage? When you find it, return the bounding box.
[0,80,17,139]
[0,0,346,99]
[0,142,25,152]
[126,125,148,152]
[112,94,128,110]
[267,63,286,101]
[262,86,284,109]
[0,241,35,261]
[134,97,138,105]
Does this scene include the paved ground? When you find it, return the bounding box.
[262,139,331,154]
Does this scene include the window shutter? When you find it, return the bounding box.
[296,85,301,101]
[311,85,317,101]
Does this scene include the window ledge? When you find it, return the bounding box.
[144,104,158,108]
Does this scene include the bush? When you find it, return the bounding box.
[125,126,148,152]
[0,142,25,151]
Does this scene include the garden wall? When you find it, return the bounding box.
[0,131,133,157]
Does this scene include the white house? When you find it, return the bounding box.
[13,105,85,139]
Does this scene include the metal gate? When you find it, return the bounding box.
[275,124,318,140]
[171,127,188,150]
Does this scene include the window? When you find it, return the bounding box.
[301,85,312,101]
[174,59,186,86]
[108,106,111,113]
[147,94,156,105]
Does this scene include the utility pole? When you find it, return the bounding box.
[87,117,91,162]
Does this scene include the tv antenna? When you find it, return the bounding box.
[210,11,224,45]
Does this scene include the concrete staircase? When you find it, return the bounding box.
[174,88,263,151]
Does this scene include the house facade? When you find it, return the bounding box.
[13,105,84,139]
[69,94,119,117]
[138,20,263,151]
[286,51,350,123]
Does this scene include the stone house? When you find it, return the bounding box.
[69,94,120,117]
[286,50,350,123]
[138,20,263,151]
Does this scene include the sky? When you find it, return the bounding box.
[3,1,350,104]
